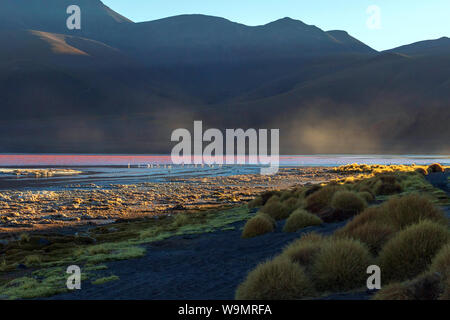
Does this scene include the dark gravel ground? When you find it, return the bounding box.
[50,218,349,300]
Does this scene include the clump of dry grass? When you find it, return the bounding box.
[372,282,413,300]
[337,207,386,231]
[260,196,292,220]
[330,191,367,213]
[415,167,428,175]
[430,244,450,279]
[382,194,446,230]
[373,272,444,300]
[335,221,395,255]
[235,257,315,300]
[241,213,275,238]
[311,238,372,291]
[374,179,403,195]
[357,191,375,203]
[247,197,263,209]
[379,220,450,282]
[283,209,323,233]
[427,163,445,173]
[305,185,342,213]
[282,196,304,212]
[282,233,327,267]
[260,191,280,205]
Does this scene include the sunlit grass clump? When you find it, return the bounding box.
[241,213,275,238]
[235,257,315,300]
[311,238,372,291]
[427,163,445,173]
[379,220,450,282]
[333,163,449,175]
[283,209,323,233]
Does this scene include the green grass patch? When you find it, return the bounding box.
[91,275,119,285]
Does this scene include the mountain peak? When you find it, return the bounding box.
[265,17,309,28]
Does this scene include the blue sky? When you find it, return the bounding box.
[102,0,450,51]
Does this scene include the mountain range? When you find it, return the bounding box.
[0,0,449,154]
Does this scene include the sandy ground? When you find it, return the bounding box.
[0,167,343,233]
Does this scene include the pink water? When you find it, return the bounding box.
[0,154,448,167]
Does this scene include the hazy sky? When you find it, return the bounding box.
[102,0,449,51]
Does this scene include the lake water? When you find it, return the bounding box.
[0,154,449,167]
[0,154,448,190]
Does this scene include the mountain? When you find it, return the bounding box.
[0,0,131,36]
[0,1,448,154]
[386,37,450,56]
[216,51,450,153]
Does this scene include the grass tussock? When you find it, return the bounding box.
[281,233,327,267]
[357,191,375,203]
[247,197,263,209]
[235,257,315,300]
[311,238,372,292]
[330,191,367,213]
[428,163,445,173]
[335,221,395,255]
[372,282,413,300]
[305,185,342,213]
[241,213,275,238]
[415,167,428,175]
[430,244,450,279]
[373,272,444,300]
[283,209,323,233]
[379,220,450,283]
[260,196,292,220]
[383,194,447,230]
[374,179,403,196]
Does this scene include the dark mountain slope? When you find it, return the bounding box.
[0,1,448,154]
[0,0,131,36]
[211,52,450,154]
[386,37,450,56]
[111,15,377,103]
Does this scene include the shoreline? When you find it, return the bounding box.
[0,167,345,234]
